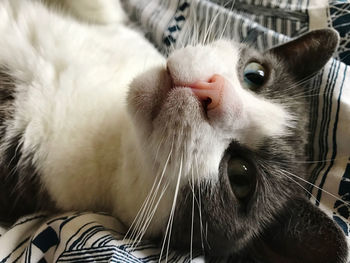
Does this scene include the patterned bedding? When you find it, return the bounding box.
[1,0,350,262]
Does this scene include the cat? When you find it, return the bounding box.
[0,0,347,262]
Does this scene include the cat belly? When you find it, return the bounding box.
[0,0,165,224]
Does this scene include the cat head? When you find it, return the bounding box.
[127,29,348,262]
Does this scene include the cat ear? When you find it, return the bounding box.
[252,197,348,263]
[269,29,339,80]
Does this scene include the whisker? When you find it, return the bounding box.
[277,169,319,204]
[203,6,221,44]
[267,73,320,100]
[128,135,172,240]
[280,168,350,207]
[125,137,174,247]
[269,157,345,165]
[218,0,236,40]
[260,162,320,204]
[159,154,183,262]
[190,167,195,261]
[127,165,163,242]
[133,137,175,244]
[259,162,350,222]
[194,155,205,252]
[136,181,170,247]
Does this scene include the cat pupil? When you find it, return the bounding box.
[245,72,264,84]
[243,62,266,89]
[227,157,254,199]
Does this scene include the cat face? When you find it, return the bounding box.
[128,29,348,262]
[130,39,295,177]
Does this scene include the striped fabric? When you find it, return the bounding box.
[0,213,201,262]
[1,0,350,262]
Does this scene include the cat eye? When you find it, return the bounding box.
[227,156,255,200]
[243,62,266,90]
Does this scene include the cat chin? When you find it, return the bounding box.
[128,68,227,176]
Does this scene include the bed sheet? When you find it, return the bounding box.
[1,0,350,262]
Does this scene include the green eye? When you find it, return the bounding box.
[227,157,255,200]
[243,62,266,89]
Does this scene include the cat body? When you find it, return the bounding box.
[0,0,169,235]
[0,0,347,262]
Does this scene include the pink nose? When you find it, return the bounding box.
[188,74,225,110]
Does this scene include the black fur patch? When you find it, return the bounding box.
[171,143,347,262]
[0,68,55,223]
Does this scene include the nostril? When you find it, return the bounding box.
[202,97,212,112]
[188,74,226,111]
[204,97,212,105]
[167,72,228,113]
[208,77,215,83]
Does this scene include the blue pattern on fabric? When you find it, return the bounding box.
[314,60,341,204]
[32,226,59,253]
[37,258,47,263]
[334,160,350,235]
[309,59,337,191]
[163,1,190,48]
[330,2,350,65]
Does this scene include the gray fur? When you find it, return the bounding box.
[168,30,348,262]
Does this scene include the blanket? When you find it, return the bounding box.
[1,0,349,262]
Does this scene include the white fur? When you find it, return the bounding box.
[45,0,126,24]
[167,40,293,147]
[0,0,293,238]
